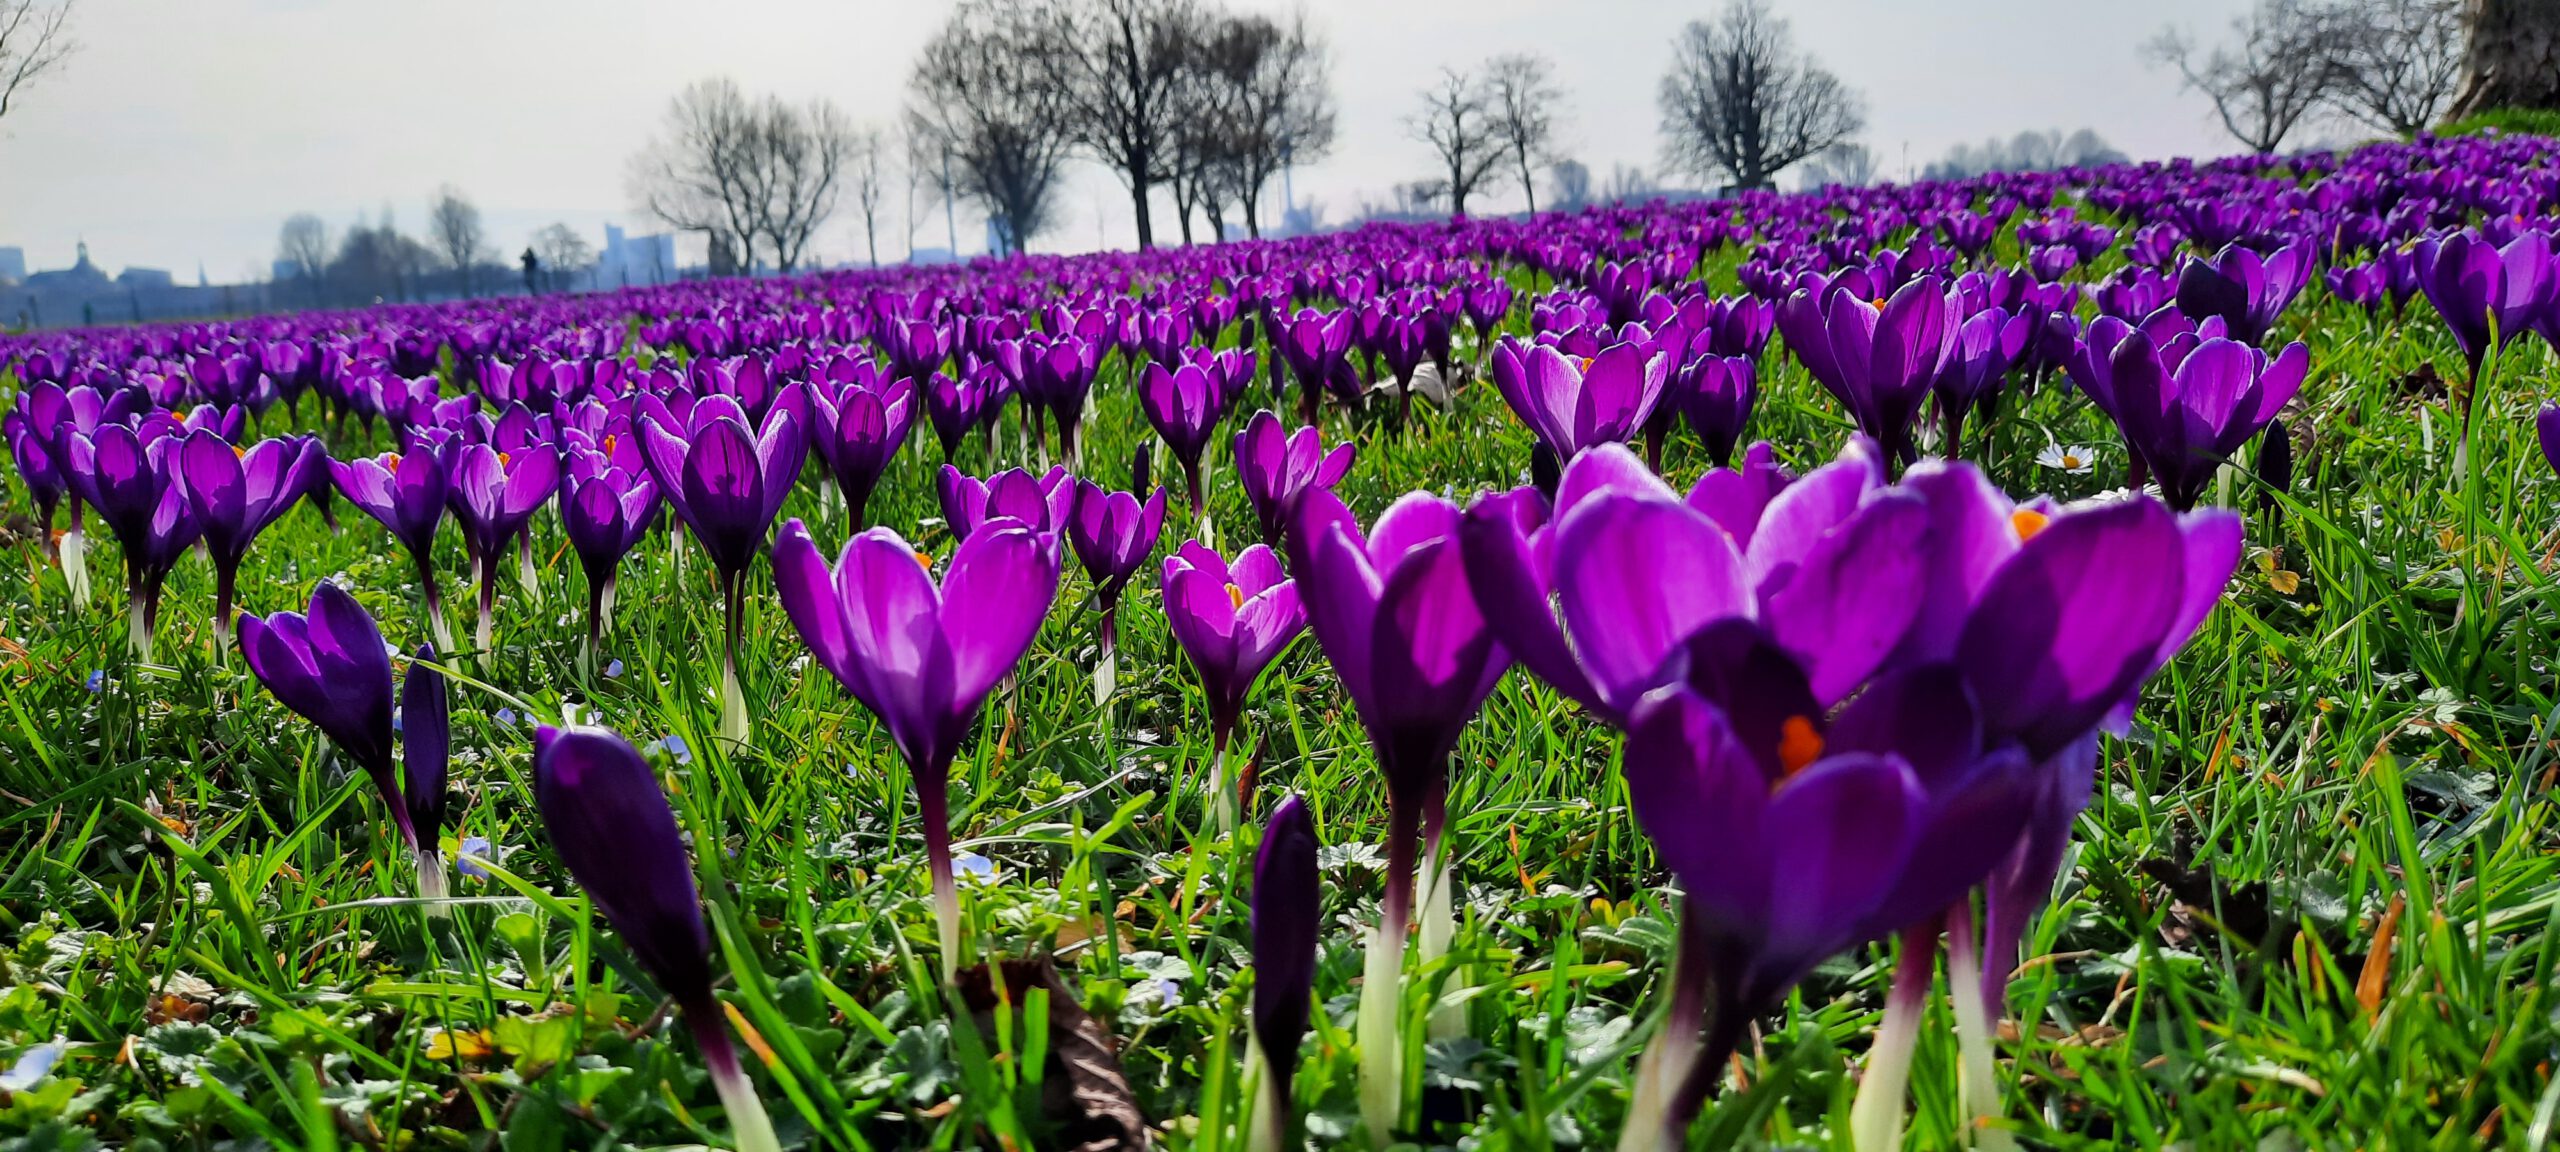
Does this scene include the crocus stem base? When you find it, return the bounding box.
[1355,916,1405,1148]
[1241,1035,1285,1152]
[1849,922,1941,1152]
[1947,903,2014,1152]
[699,1021,783,1152]
[60,528,91,609]
[414,848,451,919]
[1206,744,1234,838]
[1419,831,1464,1041]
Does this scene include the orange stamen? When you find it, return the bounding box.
[385,454,401,474]
[1777,715,1824,778]
[1225,582,1245,610]
[2010,509,2049,541]
[914,548,934,572]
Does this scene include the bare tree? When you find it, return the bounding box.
[629,79,765,270]
[0,0,76,124]
[2149,0,2342,154]
[2323,0,2464,135]
[756,96,854,272]
[1658,0,1865,190]
[1484,53,1564,214]
[1410,67,1504,217]
[2448,0,2560,118]
[1798,141,1878,188]
[1184,10,1334,238]
[1548,158,1592,212]
[850,124,892,267]
[908,0,1077,255]
[276,213,331,303]
[428,185,487,296]
[331,211,432,304]
[532,224,595,292]
[1045,0,1204,250]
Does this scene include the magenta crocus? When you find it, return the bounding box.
[770,516,1060,980]
[446,442,561,666]
[2100,331,2308,511]
[403,642,451,904]
[1488,337,1670,465]
[1776,275,1958,469]
[1067,479,1167,705]
[807,372,915,530]
[240,582,403,849]
[938,464,1074,544]
[1285,486,1507,1142]
[1931,307,2033,458]
[1670,353,1757,468]
[1235,409,1354,548]
[1276,308,1357,424]
[2174,238,2313,347]
[65,421,201,662]
[332,447,456,651]
[2538,403,2560,479]
[176,430,323,636]
[558,448,661,663]
[1161,539,1306,830]
[1140,359,1223,513]
[2415,229,2556,385]
[531,725,781,1152]
[639,396,805,743]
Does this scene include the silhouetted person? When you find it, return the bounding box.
[521,248,541,294]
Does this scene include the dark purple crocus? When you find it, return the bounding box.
[1286,487,1508,1144]
[240,582,405,851]
[1670,354,1757,468]
[1025,334,1102,464]
[333,448,455,652]
[403,643,451,906]
[2174,239,2312,347]
[1140,360,1222,514]
[938,464,1073,543]
[1247,793,1320,1152]
[177,430,322,638]
[3,412,66,567]
[65,423,200,662]
[808,373,915,530]
[531,725,780,1152]
[1161,540,1306,830]
[1276,309,1357,425]
[2539,403,2560,480]
[1068,480,1167,706]
[640,398,805,744]
[1235,410,1354,548]
[1488,338,1669,465]
[2415,229,2555,389]
[770,517,1059,981]
[1776,276,1957,469]
[922,370,983,463]
[1931,307,2033,458]
[2103,332,2308,510]
[446,443,561,668]
[558,449,661,665]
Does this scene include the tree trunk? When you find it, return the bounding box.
[2450,0,2560,117]
[1131,170,1157,249]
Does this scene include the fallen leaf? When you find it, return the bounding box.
[955,956,1149,1152]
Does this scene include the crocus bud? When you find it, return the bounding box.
[2256,419,2293,514]
[532,725,778,1152]
[403,643,450,905]
[1246,794,1320,1152]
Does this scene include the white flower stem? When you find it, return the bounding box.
[127,595,152,664]
[1947,904,2014,1152]
[701,1024,782,1152]
[1206,745,1234,838]
[1355,916,1404,1148]
[1241,1035,1285,1152]
[719,652,749,746]
[1849,924,1939,1152]
[60,527,90,608]
[414,848,451,920]
[1419,833,1464,1041]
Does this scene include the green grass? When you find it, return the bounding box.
[2,263,2559,1151]
[2438,107,2560,141]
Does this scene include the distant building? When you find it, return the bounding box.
[13,241,280,329]
[0,247,24,283]
[597,224,678,289]
[25,241,111,293]
[118,267,176,291]
[907,246,958,266]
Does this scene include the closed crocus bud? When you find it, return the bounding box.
[2257,419,2294,516]
[531,725,778,1152]
[403,644,450,906]
[239,582,405,848]
[1246,794,1320,1152]
[2539,404,2560,480]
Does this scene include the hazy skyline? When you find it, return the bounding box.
[1,0,2269,282]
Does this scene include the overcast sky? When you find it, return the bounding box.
[0,0,2265,282]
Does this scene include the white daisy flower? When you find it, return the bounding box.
[2037,443,2097,473]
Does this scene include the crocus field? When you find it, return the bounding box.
[7,131,2560,1152]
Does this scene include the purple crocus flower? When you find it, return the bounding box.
[446,442,561,667]
[1285,486,1507,1143]
[1024,333,1103,464]
[2102,331,2308,510]
[4,412,67,564]
[65,422,200,662]
[1248,793,1320,1152]
[937,464,1073,543]
[1669,353,1757,468]
[1776,276,1957,469]
[807,373,915,530]
[177,430,322,636]
[1488,338,1670,465]
[922,370,983,463]
[558,448,661,664]
[639,397,805,743]
[332,447,456,651]
[1161,540,1306,828]
[403,643,451,905]
[2414,229,2555,384]
[1276,308,1357,425]
[770,516,1059,980]
[1067,479,1167,704]
[1140,359,1223,513]
[240,583,404,848]
[1235,410,1354,549]
[2539,403,2560,480]
[1930,307,2033,458]
[531,725,780,1152]
[2174,239,2313,347]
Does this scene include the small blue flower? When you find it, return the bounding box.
[391,707,404,734]
[953,851,996,883]
[0,1040,64,1091]
[604,659,625,678]
[456,836,494,880]
[495,708,517,726]
[84,670,103,694]
[648,734,692,765]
